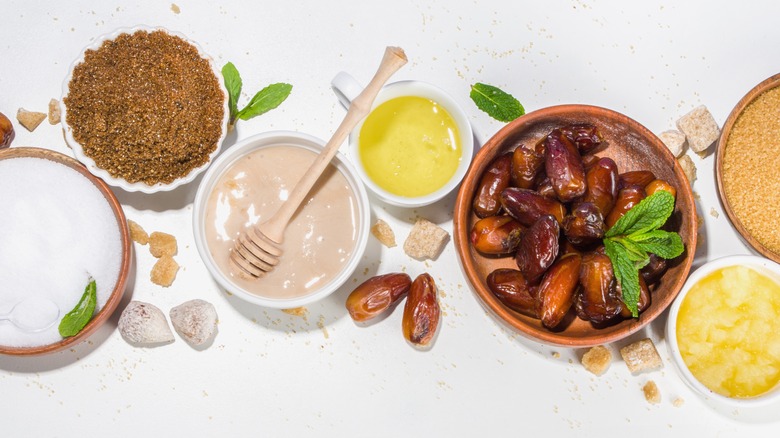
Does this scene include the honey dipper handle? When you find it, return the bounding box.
[259,47,408,243]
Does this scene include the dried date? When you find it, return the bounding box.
[619,170,655,189]
[537,253,582,329]
[605,185,646,228]
[640,253,668,285]
[511,145,544,189]
[575,252,622,324]
[486,268,538,317]
[563,202,605,246]
[346,273,411,322]
[560,123,603,155]
[470,215,524,255]
[500,187,566,226]
[0,112,14,149]
[544,128,587,202]
[515,215,560,284]
[582,157,618,217]
[473,152,512,218]
[402,273,441,346]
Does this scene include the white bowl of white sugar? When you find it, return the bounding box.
[0,147,131,356]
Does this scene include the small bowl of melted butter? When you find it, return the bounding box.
[331,74,474,207]
[192,131,370,308]
[666,255,780,406]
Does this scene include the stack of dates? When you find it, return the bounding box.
[471,123,676,329]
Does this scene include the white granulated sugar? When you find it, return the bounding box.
[0,157,122,347]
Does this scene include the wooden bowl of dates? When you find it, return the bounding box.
[453,104,697,347]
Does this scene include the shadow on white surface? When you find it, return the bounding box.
[0,249,138,372]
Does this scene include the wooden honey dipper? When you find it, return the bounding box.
[230,46,407,278]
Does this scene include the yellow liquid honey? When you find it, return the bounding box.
[358,96,462,197]
[677,266,780,398]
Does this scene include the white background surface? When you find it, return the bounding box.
[1,0,779,436]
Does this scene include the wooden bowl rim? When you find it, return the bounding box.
[0,147,131,356]
[454,104,697,347]
[715,72,780,264]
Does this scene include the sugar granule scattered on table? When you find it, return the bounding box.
[0,157,122,347]
[63,29,225,185]
[149,231,177,257]
[403,218,449,260]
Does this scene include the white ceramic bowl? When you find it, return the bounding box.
[666,255,780,406]
[60,25,229,193]
[192,131,370,308]
[332,74,474,207]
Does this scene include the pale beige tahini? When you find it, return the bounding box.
[230,46,407,278]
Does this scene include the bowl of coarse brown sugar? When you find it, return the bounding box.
[61,26,229,193]
[717,73,780,263]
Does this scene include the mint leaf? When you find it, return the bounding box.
[630,229,684,259]
[604,239,641,317]
[221,62,242,125]
[237,83,292,121]
[58,278,97,337]
[605,191,676,238]
[470,83,525,122]
[614,237,650,270]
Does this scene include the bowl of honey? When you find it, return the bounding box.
[331,74,474,207]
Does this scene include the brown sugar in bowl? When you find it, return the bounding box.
[0,147,131,356]
[453,104,697,347]
[716,73,780,264]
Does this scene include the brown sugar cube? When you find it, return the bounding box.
[128,220,149,245]
[658,129,687,158]
[48,99,61,125]
[403,218,450,261]
[620,338,663,374]
[371,219,397,248]
[676,105,720,156]
[678,155,697,186]
[151,255,179,287]
[149,231,177,257]
[581,345,612,376]
[642,381,661,404]
[16,108,46,132]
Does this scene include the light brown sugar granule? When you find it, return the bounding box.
[403,218,449,260]
[581,345,612,376]
[151,255,179,287]
[676,105,720,155]
[48,99,61,124]
[128,220,149,245]
[371,219,397,247]
[282,307,308,318]
[149,231,178,257]
[722,86,780,254]
[16,108,46,131]
[620,338,663,374]
[678,155,697,186]
[642,381,661,404]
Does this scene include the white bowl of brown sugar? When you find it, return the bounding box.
[61,26,229,193]
[717,73,780,263]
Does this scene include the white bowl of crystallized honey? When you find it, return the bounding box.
[331,73,474,207]
[666,255,780,406]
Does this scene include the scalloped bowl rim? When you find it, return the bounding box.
[60,25,229,194]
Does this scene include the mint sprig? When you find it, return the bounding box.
[222,62,292,129]
[58,278,97,337]
[603,190,684,317]
[469,82,525,122]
